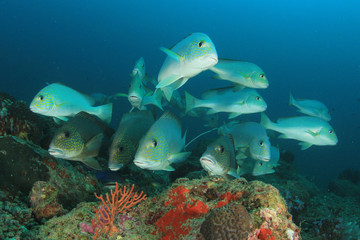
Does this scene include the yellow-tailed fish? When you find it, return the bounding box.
[261,113,338,150]
[108,110,155,171]
[133,111,191,171]
[185,86,267,119]
[48,111,115,170]
[289,92,331,121]
[200,135,239,178]
[210,58,269,88]
[157,32,218,101]
[219,121,271,162]
[30,83,113,124]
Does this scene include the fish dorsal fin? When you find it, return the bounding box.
[201,86,234,99]
[54,82,96,105]
[75,111,115,138]
[160,111,181,128]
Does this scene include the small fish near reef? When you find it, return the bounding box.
[237,145,280,176]
[185,86,267,119]
[209,58,269,89]
[200,135,239,178]
[48,111,114,170]
[133,111,191,171]
[261,113,338,150]
[289,92,331,121]
[30,83,113,124]
[108,110,155,171]
[157,32,218,101]
[218,121,271,162]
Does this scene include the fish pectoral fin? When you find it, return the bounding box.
[114,93,128,98]
[169,151,192,164]
[306,130,320,137]
[236,71,250,79]
[206,109,218,115]
[299,142,313,150]
[156,75,180,88]
[162,165,176,171]
[159,47,183,62]
[228,113,241,119]
[233,85,245,92]
[235,151,248,160]
[84,133,104,156]
[53,117,67,124]
[228,169,240,178]
[82,157,103,170]
[278,134,290,139]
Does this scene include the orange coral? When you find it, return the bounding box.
[91,183,147,239]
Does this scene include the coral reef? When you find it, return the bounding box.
[200,202,252,240]
[0,136,101,209]
[29,181,66,220]
[0,190,39,239]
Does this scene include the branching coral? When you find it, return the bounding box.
[91,183,147,239]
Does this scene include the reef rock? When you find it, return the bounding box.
[0,136,100,210]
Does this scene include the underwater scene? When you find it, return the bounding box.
[0,0,360,239]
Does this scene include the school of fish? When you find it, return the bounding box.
[29,32,338,179]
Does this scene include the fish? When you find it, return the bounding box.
[252,146,280,176]
[131,57,146,79]
[128,72,147,110]
[30,83,113,124]
[289,92,331,121]
[48,111,115,170]
[133,111,191,171]
[200,135,239,178]
[260,113,338,150]
[185,87,267,119]
[108,110,155,171]
[120,73,163,111]
[218,121,271,162]
[209,58,269,88]
[157,32,218,101]
[237,146,280,176]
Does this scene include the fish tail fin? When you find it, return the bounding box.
[94,103,113,124]
[289,91,295,106]
[152,89,164,110]
[260,112,276,130]
[185,91,200,113]
[142,89,163,110]
[161,86,173,102]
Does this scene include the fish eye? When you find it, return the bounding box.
[152,139,157,148]
[259,141,264,146]
[198,40,205,48]
[119,146,124,152]
[63,131,70,138]
[38,95,44,101]
[256,96,261,101]
[329,130,334,134]
[259,162,263,166]
[259,74,265,78]
[217,145,224,154]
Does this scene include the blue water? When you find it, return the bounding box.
[1,0,359,189]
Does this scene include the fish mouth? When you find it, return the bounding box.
[108,162,124,171]
[48,148,64,157]
[200,156,215,165]
[258,156,270,162]
[133,158,147,169]
[128,96,141,106]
